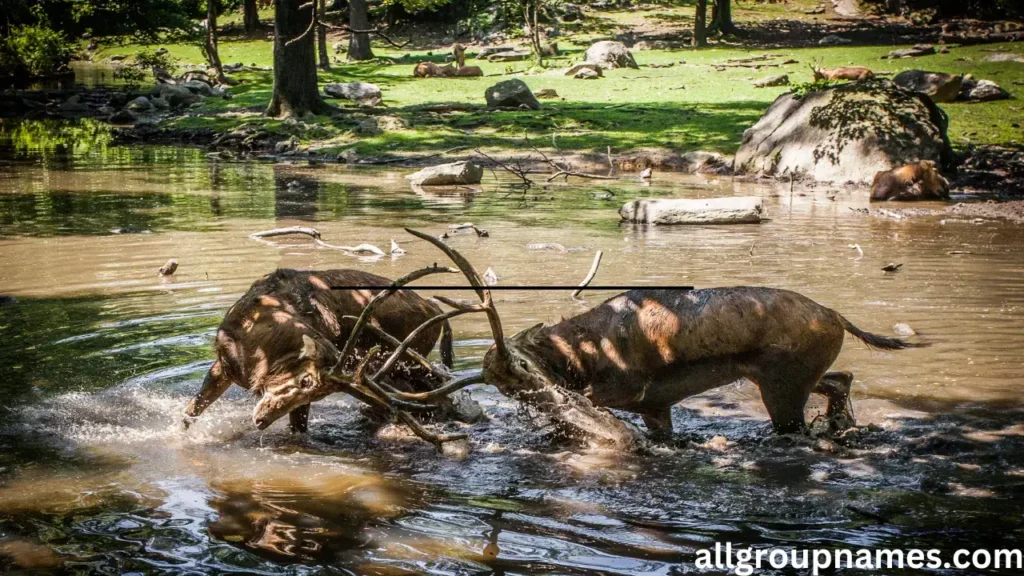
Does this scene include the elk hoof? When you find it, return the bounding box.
[181,415,197,431]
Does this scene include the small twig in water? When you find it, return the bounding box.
[571,251,603,301]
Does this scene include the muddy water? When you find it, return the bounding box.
[2,121,1024,574]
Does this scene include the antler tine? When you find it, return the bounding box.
[404,228,508,358]
[370,307,481,382]
[338,264,459,365]
[340,315,448,380]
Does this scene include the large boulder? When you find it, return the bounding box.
[183,80,214,96]
[406,161,484,186]
[487,51,531,62]
[892,70,962,103]
[962,78,1010,102]
[485,79,541,110]
[154,84,199,108]
[127,96,153,112]
[324,82,383,106]
[620,197,764,225]
[883,44,936,59]
[583,41,638,70]
[734,80,953,184]
[565,62,602,77]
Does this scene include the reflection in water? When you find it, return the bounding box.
[1,124,1024,574]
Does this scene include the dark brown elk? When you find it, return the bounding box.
[182,268,471,433]
[870,160,950,201]
[810,61,875,82]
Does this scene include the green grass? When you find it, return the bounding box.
[89,13,1024,159]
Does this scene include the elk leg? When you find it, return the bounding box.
[813,371,855,431]
[288,403,311,434]
[182,360,232,429]
[641,408,674,441]
[755,373,816,435]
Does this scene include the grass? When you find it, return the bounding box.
[87,6,1024,159]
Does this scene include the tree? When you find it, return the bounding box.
[203,0,229,84]
[522,0,544,66]
[693,0,708,47]
[710,0,738,36]
[317,0,330,69]
[267,0,329,118]
[347,0,374,60]
[243,0,260,34]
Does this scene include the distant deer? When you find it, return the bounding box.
[413,43,482,78]
[809,58,875,82]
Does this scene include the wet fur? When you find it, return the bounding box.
[870,160,950,201]
[483,287,921,436]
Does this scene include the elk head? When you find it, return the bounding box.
[251,332,345,429]
[452,43,466,68]
[809,58,824,82]
[481,323,565,402]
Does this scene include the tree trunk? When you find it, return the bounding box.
[347,0,374,61]
[710,0,738,35]
[524,0,543,65]
[267,0,329,118]
[243,0,259,34]
[317,0,330,69]
[204,0,229,84]
[693,0,707,47]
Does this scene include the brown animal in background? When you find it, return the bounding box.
[453,65,483,77]
[452,43,466,68]
[182,269,465,432]
[810,61,875,82]
[871,160,950,201]
[481,287,924,439]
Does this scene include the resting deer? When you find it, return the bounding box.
[810,59,875,82]
[413,43,483,78]
[253,230,924,450]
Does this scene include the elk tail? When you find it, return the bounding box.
[440,319,455,369]
[838,315,928,350]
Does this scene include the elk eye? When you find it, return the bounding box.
[518,359,528,371]
[300,374,315,388]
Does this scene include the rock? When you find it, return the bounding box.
[982,52,1024,63]
[324,82,383,106]
[126,96,153,112]
[619,197,764,225]
[633,41,650,50]
[485,79,541,110]
[534,88,559,99]
[356,115,408,135]
[332,42,345,53]
[109,54,128,62]
[154,83,199,107]
[406,161,484,186]
[150,96,170,110]
[560,3,584,21]
[59,94,90,113]
[488,51,530,62]
[98,106,115,115]
[183,80,213,96]
[893,323,916,336]
[155,48,169,56]
[583,41,638,70]
[679,151,734,174]
[892,70,963,103]
[478,46,516,58]
[819,34,851,46]
[753,74,789,88]
[883,44,936,59]
[575,68,601,80]
[564,62,603,77]
[274,139,297,154]
[734,80,953,184]
[965,79,1010,102]
[109,109,138,123]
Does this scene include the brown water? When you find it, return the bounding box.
[2,120,1024,574]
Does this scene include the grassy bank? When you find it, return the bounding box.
[89,8,1024,160]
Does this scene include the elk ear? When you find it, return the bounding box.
[299,334,319,360]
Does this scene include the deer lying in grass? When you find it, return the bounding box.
[413,43,483,78]
[182,268,481,434]
[810,60,875,82]
[251,229,924,451]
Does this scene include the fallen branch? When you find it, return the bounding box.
[571,251,603,301]
[249,227,386,255]
[524,134,617,182]
[473,149,534,187]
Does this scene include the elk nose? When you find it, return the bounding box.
[253,416,269,430]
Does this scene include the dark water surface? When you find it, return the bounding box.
[1,121,1023,574]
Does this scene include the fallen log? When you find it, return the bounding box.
[619,197,764,225]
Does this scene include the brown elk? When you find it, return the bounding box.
[870,160,950,201]
[810,59,875,82]
[412,43,483,78]
[182,268,479,433]
[254,230,924,450]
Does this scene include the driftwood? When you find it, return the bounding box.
[571,251,603,301]
[249,227,386,256]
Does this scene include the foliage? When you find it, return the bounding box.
[789,79,845,99]
[0,25,74,78]
[111,65,147,89]
[859,0,1022,20]
[135,49,180,76]
[2,0,202,41]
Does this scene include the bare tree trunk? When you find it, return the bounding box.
[347,0,374,60]
[710,0,738,35]
[267,0,328,118]
[317,0,330,69]
[693,0,707,47]
[524,0,543,65]
[204,0,229,84]
[243,0,260,34]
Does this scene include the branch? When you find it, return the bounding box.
[571,250,603,301]
[248,227,385,255]
[318,21,411,49]
[473,149,534,188]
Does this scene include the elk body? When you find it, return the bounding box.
[871,160,950,201]
[413,44,483,78]
[182,269,461,432]
[811,64,875,82]
[482,287,920,438]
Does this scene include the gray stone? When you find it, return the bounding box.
[884,44,936,59]
[564,62,603,77]
[753,74,789,88]
[966,79,1010,102]
[734,80,952,184]
[356,115,407,135]
[892,70,963,103]
[488,51,530,62]
[406,161,484,186]
[583,41,638,70]
[183,80,213,96]
[59,94,90,112]
[478,46,516,58]
[154,83,199,107]
[127,96,153,112]
[485,79,541,110]
[620,197,764,225]
[98,106,115,115]
[150,96,170,110]
[109,109,138,123]
[575,68,601,79]
[818,34,851,46]
[982,52,1024,63]
[324,82,383,106]
[679,151,734,174]
[534,88,559,99]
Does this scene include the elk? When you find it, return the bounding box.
[810,59,875,82]
[182,268,481,434]
[412,43,483,78]
[255,230,924,451]
[870,160,950,201]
